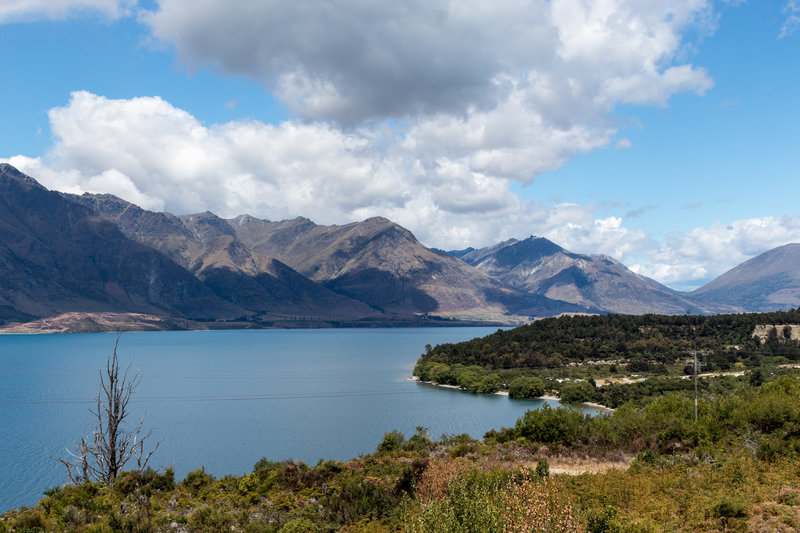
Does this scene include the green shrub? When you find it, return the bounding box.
[377,430,406,452]
[535,458,549,478]
[183,467,215,494]
[587,506,621,533]
[713,499,746,519]
[514,404,590,445]
[559,381,594,404]
[508,376,546,399]
[279,518,319,533]
[9,508,48,532]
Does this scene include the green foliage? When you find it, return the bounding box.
[587,506,620,533]
[6,508,49,532]
[279,518,319,532]
[559,381,594,404]
[183,466,216,494]
[508,376,546,398]
[712,499,746,519]
[416,309,800,375]
[404,426,432,453]
[377,430,406,452]
[405,469,505,533]
[535,458,549,478]
[513,404,591,446]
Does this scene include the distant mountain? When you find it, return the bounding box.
[434,247,475,259]
[457,236,728,315]
[70,191,586,322]
[10,161,785,331]
[229,216,589,320]
[692,244,800,312]
[68,194,381,321]
[0,163,242,323]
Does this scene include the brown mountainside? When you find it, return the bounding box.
[229,215,588,319]
[459,236,732,315]
[68,194,381,321]
[692,243,800,312]
[0,163,243,322]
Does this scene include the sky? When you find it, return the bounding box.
[1,0,798,291]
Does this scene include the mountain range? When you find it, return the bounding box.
[1,163,797,331]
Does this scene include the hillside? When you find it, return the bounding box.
[458,236,731,315]
[69,194,381,321]
[414,308,800,406]
[0,163,243,323]
[692,243,800,312]
[228,214,591,320]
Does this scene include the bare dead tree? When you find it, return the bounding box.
[54,335,160,485]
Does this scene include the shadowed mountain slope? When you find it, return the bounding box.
[692,243,800,312]
[68,195,380,320]
[0,164,242,322]
[458,236,730,315]
[229,215,590,319]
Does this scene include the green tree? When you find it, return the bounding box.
[559,381,594,404]
[508,376,546,399]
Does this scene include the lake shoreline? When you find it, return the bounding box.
[409,376,615,412]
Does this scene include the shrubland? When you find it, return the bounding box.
[4,373,800,532]
[5,311,800,532]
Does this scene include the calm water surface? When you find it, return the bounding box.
[0,328,586,511]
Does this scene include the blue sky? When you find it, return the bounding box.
[1,0,799,290]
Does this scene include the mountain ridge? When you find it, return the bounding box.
[453,235,735,315]
[1,163,797,331]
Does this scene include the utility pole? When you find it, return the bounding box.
[693,351,698,422]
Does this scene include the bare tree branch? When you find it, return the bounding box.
[54,334,161,485]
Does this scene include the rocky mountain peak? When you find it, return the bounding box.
[0,163,46,190]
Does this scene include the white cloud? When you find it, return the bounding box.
[781,0,800,38]
[615,138,633,150]
[0,0,133,22]
[142,1,713,174]
[9,91,798,293]
[1,91,646,258]
[634,216,800,290]
[137,0,717,185]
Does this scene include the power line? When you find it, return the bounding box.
[0,389,428,406]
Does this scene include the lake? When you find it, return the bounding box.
[0,328,588,512]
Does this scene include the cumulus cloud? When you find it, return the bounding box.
[0,0,133,22]
[8,90,796,292]
[632,216,800,290]
[2,91,646,257]
[140,0,713,185]
[143,0,713,121]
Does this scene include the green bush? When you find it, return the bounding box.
[508,376,546,399]
[713,499,746,519]
[183,466,216,494]
[514,404,591,445]
[559,381,594,403]
[377,430,406,452]
[279,518,319,533]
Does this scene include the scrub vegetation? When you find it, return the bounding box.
[414,309,800,407]
[4,311,800,532]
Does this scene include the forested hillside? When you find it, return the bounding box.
[414,309,800,406]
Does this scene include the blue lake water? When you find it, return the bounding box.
[0,328,588,512]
